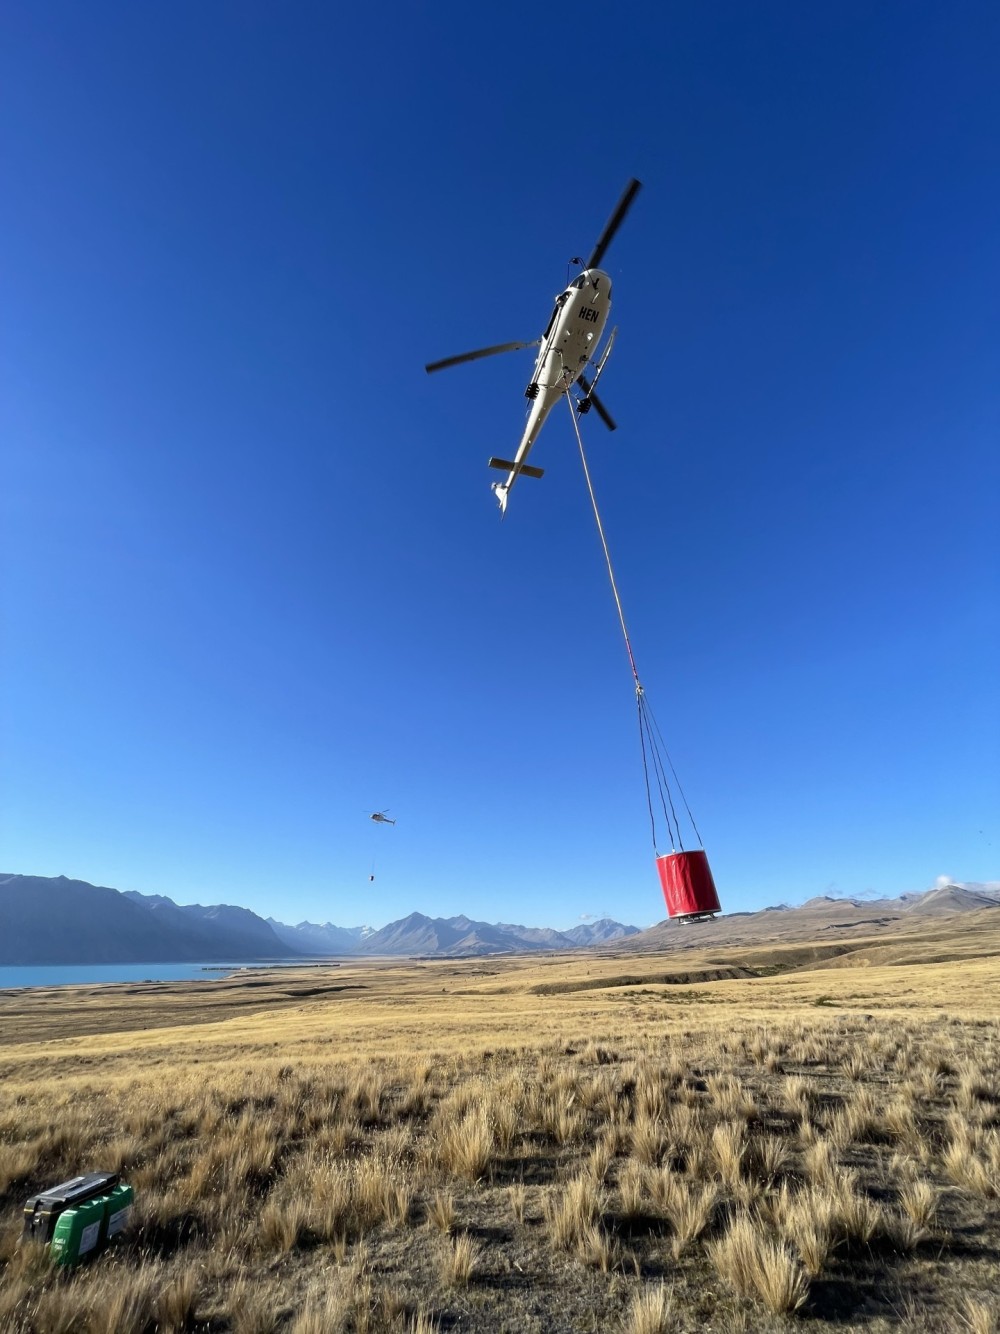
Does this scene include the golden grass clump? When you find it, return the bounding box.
[943,1140,996,1196]
[509,1180,527,1224]
[707,1073,758,1121]
[260,1195,310,1253]
[771,1182,836,1276]
[352,1155,412,1229]
[746,1132,788,1186]
[631,1114,666,1166]
[617,1159,648,1219]
[829,1177,881,1246]
[708,1215,809,1314]
[666,1180,717,1257]
[782,1073,812,1115]
[899,1177,938,1230]
[576,1220,621,1272]
[427,1190,456,1235]
[955,1295,998,1334]
[803,1137,839,1187]
[543,1174,605,1250]
[434,1110,493,1182]
[289,1291,351,1334]
[712,1120,748,1189]
[624,1281,675,1334]
[586,1138,614,1183]
[154,1270,200,1331]
[955,1062,998,1112]
[442,1231,481,1287]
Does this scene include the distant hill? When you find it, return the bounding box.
[0,875,640,965]
[0,875,298,965]
[609,882,1000,955]
[901,884,1000,916]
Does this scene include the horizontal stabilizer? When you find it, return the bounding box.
[488,457,544,479]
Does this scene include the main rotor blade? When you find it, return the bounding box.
[586,178,642,271]
[578,375,617,432]
[425,340,540,374]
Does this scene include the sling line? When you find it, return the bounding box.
[566,395,703,855]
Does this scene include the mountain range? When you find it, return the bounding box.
[0,874,639,965]
[271,912,641,958]
[2,873,996,967]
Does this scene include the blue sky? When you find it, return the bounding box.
[2,2,997,931]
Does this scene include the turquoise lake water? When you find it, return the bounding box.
[0,962,290,989]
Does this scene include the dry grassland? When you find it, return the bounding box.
[1,931,999,1332]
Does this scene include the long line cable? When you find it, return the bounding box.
[567,395,697,857]
[644,693,704,848]
[567,397,640,688]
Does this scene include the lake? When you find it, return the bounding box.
[0,962,305,990]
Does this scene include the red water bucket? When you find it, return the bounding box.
[656,849,721,921]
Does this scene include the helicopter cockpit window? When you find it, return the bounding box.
[570,276,587,289]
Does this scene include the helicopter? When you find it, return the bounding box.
[368,810,395,880]
[425,178,641,514]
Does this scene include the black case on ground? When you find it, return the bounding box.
[22,1172,120,1242]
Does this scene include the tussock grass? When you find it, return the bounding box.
[427,1190,456,1234]
[631,1114,666,1166]
[617,1159,648,1219]
[709,1215,809,1314]
[707,1073,758,1121]
[289,1292,351,1333]
[501,1175,526,1224]
[830,1178,881,1246]
[771,1182,836,1276]
[899,1177,938,1229]
[576,1221,621,1272]
[624,1281,674,1333]
[956,1295,998,1334]
[746,1132,787,1185]
[154,1270,200,1330]
[711,1120,748,1189]
[803,1137,838,1187]
[3,948,1000,1331]
[666,1180,717,1257]
[543,1173,605,1250]
[443,1231,481,1287]
[434,1110,493,1182]
[408,1311,440,1334]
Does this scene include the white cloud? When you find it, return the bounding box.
[932,876,1000,897]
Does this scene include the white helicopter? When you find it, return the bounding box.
[426,179,641,514]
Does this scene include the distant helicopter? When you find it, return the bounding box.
[368,810,395,881]
[425,179,641,514]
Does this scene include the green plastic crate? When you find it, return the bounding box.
[50,1195,106,1266]
[104,1182,134,1241]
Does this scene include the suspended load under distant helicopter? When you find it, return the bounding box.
[367,810,394,881]
[425,179,642,514]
